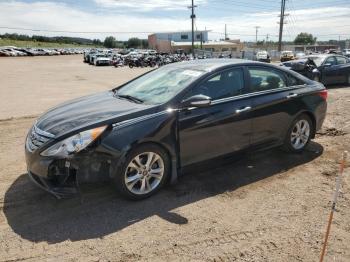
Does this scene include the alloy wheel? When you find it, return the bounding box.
[290,119,310,150]
[124,152,164,195]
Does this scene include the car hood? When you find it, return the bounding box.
[36,91,154,136]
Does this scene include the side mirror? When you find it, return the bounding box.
[181,94,212,108]
[323,63,332,67]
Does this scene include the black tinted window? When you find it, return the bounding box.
[287,74,304,86]
[248,68,286,92]
[336,56,347,65]
[186,68,244,100]
[325,56,336,65]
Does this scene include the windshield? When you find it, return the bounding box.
[307,56,325,67]
[116,66,205,105]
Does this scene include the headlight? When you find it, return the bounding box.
[41,126,107,157]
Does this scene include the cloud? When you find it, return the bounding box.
[94,0,208,11]
[0,1,348,41]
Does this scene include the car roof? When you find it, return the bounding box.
[162,59,265,72]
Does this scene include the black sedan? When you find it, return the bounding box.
[282,54,350,85]
[25,60,327,200]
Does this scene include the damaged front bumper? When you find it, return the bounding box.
[25,144,117,199]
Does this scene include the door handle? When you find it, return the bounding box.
[286,93,298,99]
[235,106,252,114]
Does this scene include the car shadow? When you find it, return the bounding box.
[3,142,323,244]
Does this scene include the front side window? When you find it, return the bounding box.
[117,67,205,105]
[248,68,286,92]
[324,56,336,66]
[184,68,245,100]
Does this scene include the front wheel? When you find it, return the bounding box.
[115,145,170,200]
[283,114,313,153]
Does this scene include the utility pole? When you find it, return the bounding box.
[188,0,197,56]
[255,26,260,43]
[200,32,203,49]
[278,0,286,51]
[225,24,227,40]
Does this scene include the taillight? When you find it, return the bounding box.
[318,89,328,100]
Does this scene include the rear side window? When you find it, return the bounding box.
[286,73,304,86]
[325,56,336,65]
[336,56,347,65]
[185,68,245,100]
[248,68,286,92]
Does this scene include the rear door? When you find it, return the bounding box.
[247,66,305,148]
[178,67,253,166]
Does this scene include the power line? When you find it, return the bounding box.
[0,26,154,34]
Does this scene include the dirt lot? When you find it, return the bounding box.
[0,55,349,262]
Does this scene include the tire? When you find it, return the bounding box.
[129,64,133,68]
[114,144,170,200]
[347,74,350,85]
[283,114,313,153]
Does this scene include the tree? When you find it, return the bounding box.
[127,37,142,48]
[294,32,317,45]
[141,39,149,49]
[93,39,103,46]
[103,36,117,48]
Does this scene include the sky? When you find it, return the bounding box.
[0,0,349,41]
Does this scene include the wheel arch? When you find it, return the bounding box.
[295,110,317,138]
[116,140,178,185]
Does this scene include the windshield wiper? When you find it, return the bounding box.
[115,93,144,104]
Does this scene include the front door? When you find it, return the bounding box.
[178,67,253,166]
[321,56,341,85]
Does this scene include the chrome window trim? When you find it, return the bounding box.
[211,85,302,105]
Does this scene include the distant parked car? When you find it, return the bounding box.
[256,51,271,63]
[280,51,295,62]
[282,54,350,85]
[295,52,306,59]
[343,49,350,58]
[94,55,112,66]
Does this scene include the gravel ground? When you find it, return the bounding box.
[0,55,349,262]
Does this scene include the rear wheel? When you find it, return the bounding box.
[347,74,350,85]
[283,114,313,153]
[115,144,170,200]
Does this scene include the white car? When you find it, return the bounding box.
[343,49,350,58]
[256,51,271,63]
[94,55,112,66]
[295,52,306,59]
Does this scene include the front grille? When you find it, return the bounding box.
[26,124,55,152]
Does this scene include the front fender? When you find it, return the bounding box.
[100,110,179,183]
